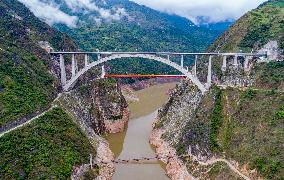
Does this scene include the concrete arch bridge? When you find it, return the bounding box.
[50,52,266,94]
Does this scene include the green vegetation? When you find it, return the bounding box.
[0,51,54,126]
[175,1,284,178]
[255,61,284,89]
[240,0,284,51]
[208,0,284,53]
[209,87,224,152]
[83,168,100,179]
[0,0,76,126]
[53,0,222,78]
[228,90,284,179]
[251,157,282,179]
[207,162,242,180]
[178,87,284,179]
[243,89,257,99]
[0,107,96,179]
[276,104,284,118]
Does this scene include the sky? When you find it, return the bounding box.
[18,0,128,27]
[18,0,268,27]
[131,0,267,24]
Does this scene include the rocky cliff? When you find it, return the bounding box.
[152,1,284,179]
[154,79,284,179]
[0,0,129,179]
[57,79,128,179]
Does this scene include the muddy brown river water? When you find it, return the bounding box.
[106,83,177,180]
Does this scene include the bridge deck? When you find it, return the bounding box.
[50,51,267,57]
[104,74,187,78]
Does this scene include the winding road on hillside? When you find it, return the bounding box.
[0,93,62,138]
[0,87,253,180]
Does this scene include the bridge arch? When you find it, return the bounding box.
[63,54,207,93]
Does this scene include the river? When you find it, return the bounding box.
[106,82,176,179]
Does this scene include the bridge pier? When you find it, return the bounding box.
[233,55,238,66]
[244,56,250,71]
[59,54,67,86]
[71,54,78,77]
[207,56,212,87]
[222,55,227,71]
[101,65,106,78]
[194,55,198,76]
[51,51,266,93]
[181,55,184,68]
[84,54,89,67]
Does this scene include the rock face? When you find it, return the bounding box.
[154,60,284,179]
[151,1,284,179]
[104,108,129,133]
[151,79,249,179]
[95,136,115,180]
[58,80,128,179]
[155,80,204,155]
[71,135,115,180]
[149,80,206,179]
[59,80,128,135]
[150,128,194,180]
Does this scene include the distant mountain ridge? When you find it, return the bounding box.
[21,0,229,79]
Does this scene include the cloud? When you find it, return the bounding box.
[19,0,128,27]
[63,0,128,21]
[18,0,78,28]
[131,0,267,24]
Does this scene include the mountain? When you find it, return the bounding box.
[208,0,284,52]
[0,0,98,178]
[24,0,227,81]
[0,0,78,127]
[153,0,284,179]
[0,0,130,179]
[195,0,284,89]
[200,21,233,33]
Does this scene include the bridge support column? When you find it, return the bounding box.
[71,54,78,77]
[194,55,198,76]
[59,54,67,86]
[244,56,250,71]
[167,55,170,61]
[207,56,212,87]
[233,55,238,66]
[222,55,227,71]
[101,65,106,78]
[98,53,101,60]
[85,54,89,67]
[181,55,184,68]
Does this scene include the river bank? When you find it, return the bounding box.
[105,82,177,179]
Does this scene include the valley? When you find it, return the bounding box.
[0,0,284,179]
[107,82,176,179]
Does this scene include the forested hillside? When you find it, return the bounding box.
[155,1,284,179]
[198,0,284,88]
[0,108,97,179]
[26,0,226,78]
[0,1,125,179]
[209,0,284,52]
[0,0,77,127]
